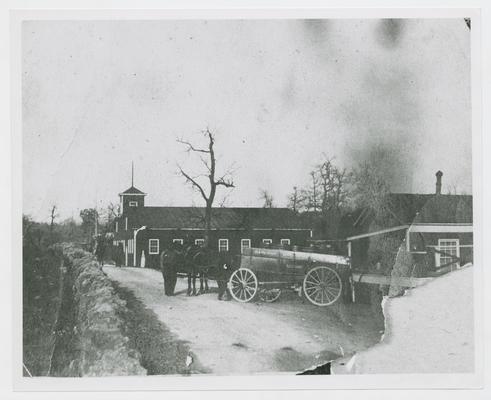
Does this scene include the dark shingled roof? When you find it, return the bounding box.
[413,194,473,224]
[119,186,146,195]
[129,206,310,230]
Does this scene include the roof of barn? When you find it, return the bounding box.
[128,206,311,230]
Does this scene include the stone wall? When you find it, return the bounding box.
[56,244,146,376]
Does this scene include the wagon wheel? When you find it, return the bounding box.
[258,288,282,303]
[228,268,258,303]
[303,266,342,306]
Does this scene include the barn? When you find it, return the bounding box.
[111,184,313,268]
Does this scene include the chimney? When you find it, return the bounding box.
[435,170,443,195]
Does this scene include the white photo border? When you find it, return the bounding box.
[9,5,484,393]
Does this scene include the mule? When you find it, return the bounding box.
[183,244,211,296]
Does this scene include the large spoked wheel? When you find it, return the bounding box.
[228,268,258,303]
[303,266,342,306]
[258,288,282,303]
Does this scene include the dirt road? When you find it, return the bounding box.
[104,265,383,375]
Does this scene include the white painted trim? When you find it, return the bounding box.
[125,217,128,231]
[280,238,291,246]
[405,228,410,252]
[195,238,205,246]
[129,201,138,207]
[115,221,118,233]
[148,239,160,255]
[133,226,147,267]
[346,225,410,241]
[124,240,128,266]
[409,224,473,233]
[173,238,184,245]
[218,238,229,252]
[119,193,146,196]
[262,238,273,245]
[127,239,134,254]
[426,244,474,248]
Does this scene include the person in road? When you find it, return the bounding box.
[113,243,124,267]
[160,242,181,296]
[216,252,233,301]
[94,235,106,267]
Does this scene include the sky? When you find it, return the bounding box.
[22,19,472,222]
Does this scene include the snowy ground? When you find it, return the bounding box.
[104,265,383,375]
[332,266,474,374]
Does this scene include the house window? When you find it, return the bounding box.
[436,239,460,269]
[195,238,205,247]
[129,201,138,207]
[241,239,251,253]
[149,239,159,254]
[262,239,272,246]
[173,239,183,245]
[125,217,128,230]
[218,239,229,252]
[115,221,118,233]
[280,239,290,246]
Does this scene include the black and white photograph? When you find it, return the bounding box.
[10,6,486,393]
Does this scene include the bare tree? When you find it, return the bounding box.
[259,189,275,208]
[49,205,59,237]
[317,159,348,214]
[350,161,402,224]
[104,202,121,225]
[287,186,301,213]
[177,128,235,247]
[301,170,321,212]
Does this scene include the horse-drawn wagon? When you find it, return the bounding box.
[227,247,352,306]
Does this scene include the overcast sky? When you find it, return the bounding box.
[22,19,471,222]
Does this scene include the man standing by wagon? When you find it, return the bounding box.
[160,243,180,296]
[216,251,233,301]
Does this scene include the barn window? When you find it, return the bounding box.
[262,239,272,246]
[436,239,460,269]
[241,239,251,253]
[115,221,118,233]
[280,239,290,246]
[149,239,159,254]
[129,201,138,207]
[173,239,183,245]
[218,239,229,252]
[125,217,128,230]
[195,238,205,247]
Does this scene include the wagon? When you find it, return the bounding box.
[227,247,352,306]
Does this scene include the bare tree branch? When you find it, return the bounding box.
[176,137,210,154]
[215,176,235,188]
[177,165,209,202]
